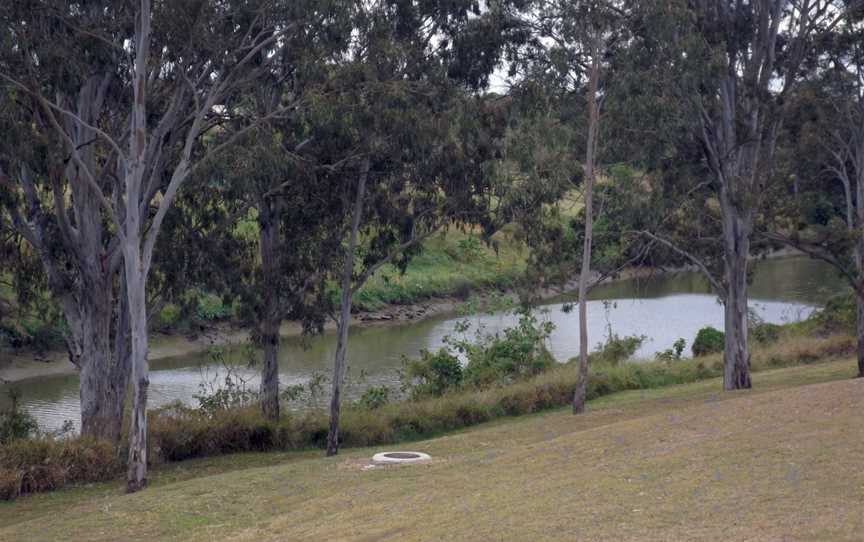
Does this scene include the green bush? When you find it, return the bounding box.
[155,303,182,331]
[402,349,464,399]
[0,389,38,445]
[358,386,392,410]
[588,333,646,365]
[196,293,232,321]
[692,326,725,357]
[461,312,556,388]
[814,293,856,334]
[655,338,686,362]
[751,322,782,344]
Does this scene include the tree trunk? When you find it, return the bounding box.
[856,289,864,379]
[573,52,601,415]
[326,157,370,456]
[124,246,150,493]
[720,195,752,391]
[74,277,129,442]
[258,213,281,421]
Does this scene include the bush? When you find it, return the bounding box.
[196,293,232,321]
[813,293,856,334]
[751,322,782,344]
[0,437,119,501]
[655,338,686,362]
[692,326,725,357]
[358,386,392,410]
[402,349,464,399]
[588,333,646,365]
[155,303,182,331]
[0,389,38,445]
[460,311,556,388]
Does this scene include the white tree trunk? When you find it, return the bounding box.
[572,51,601,414]
[326,157,370,456]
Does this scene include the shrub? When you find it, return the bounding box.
[813,293,855,334]
[196,293,232,321]
[358,386,392,410]
[588,333,646,365]
[155,303,182,331]
[656,338,686,362]
[0,437,119,501]
[460,311,556,388]
[0,389,38,444]
[402,349,464,399]
[692,326,725,357]
[751,322,782,344]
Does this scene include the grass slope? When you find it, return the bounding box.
[1,359,861,541]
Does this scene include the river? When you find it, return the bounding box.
[2,256,850,431]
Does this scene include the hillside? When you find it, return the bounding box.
[0,359,861,541]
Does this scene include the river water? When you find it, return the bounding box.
[3,256,850,431]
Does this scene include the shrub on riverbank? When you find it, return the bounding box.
[0,331,853,502]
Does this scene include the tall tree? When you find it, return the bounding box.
[631,0,847,390]
[765,2,864,376]
[502,0,629,413]
[323,0,520,455]
[1,0,301,491]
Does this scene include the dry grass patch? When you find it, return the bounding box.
[0,359,860,541]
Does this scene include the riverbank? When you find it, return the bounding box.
[0,260,666,383]
[1,357,860,540]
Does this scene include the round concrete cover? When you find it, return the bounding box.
[372,451,431,463]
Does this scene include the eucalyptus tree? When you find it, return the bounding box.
[322,0,521,456]
[765,3,864,376]
[499,0,629,413]
[0,0,306,492]
[628,0,849,390]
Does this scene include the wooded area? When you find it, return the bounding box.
[1,0,862,495]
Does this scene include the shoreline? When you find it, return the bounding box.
[0,251,805,384]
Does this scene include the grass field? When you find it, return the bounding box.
[1,358,860,541]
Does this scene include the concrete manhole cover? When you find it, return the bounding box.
[372,451,431,464]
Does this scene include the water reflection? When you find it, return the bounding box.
[3,256,849,431]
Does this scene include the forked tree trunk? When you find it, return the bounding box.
[326,158,370,456]
[572,51,601,415]
[258,213,281,420]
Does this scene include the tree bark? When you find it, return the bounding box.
[258,211,281,421]
[721,219,752,390]
[78,280,129,442]
[572,49,601,415]
[326,157,370,456]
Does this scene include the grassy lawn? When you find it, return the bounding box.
[1,358,861,541]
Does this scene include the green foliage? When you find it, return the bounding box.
[588,333,647,365]
[195,293,233,322]
[357,386,392,410]
[655,338,687,362]
[692,326,725,357]
[401,310,555,399]
[155,303,182,331]
[751,323,782,345]
[813,293,856,334]
[460,312,556,388]
[402,349,464,399]
[0,389,38,445]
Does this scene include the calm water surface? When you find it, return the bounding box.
[4,256,849,431]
